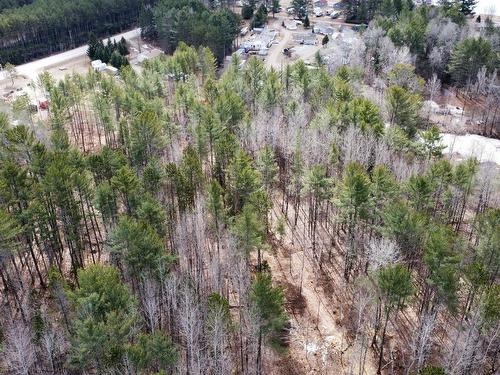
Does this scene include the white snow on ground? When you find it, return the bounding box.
[476,0,499,16]
[304,342,319,353]
[16,28,141,80]
[440,133,500,165]
[431,0,499,15]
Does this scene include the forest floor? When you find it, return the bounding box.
[262,198,378,375]
[429,88,498,138]
[260,197,465,375]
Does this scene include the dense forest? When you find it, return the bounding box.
[139,0,241,63]
[0,0,499,374]
[346,0,478,24]
[0,0,240,67]
[0,0,145,65]
[0,0,34,12]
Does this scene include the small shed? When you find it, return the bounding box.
[91,60,107,71]
[284,20,298,30]
[91,60,106,71]
[106,66,118,75]
[313,23,335,35]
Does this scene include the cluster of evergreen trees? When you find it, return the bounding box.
[87,35,130,68]
[241,0,275,28]
[0,0,146,65]
[139,0,240,63]
[347,0,477,24]
[0,0,33,12]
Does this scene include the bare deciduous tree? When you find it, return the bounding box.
[367,237,399,272]
[140,276,161,332]
[179,283,204,375]
[40,317,68,375]
[3,320,36,375]
[427,73,441,102]
[406,312,438,375]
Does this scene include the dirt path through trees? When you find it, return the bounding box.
[264,202,377,374]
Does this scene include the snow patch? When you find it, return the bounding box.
[440,133,500,165]
[324,335,337,343]
[305,342,319,353]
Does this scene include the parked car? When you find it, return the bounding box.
[352,23,368,32]
[330,11,340,19]
[314,7,323,17]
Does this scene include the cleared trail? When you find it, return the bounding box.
[264,196,378,374]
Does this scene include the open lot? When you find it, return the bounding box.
[0,28,146,104]
[233,0,356,69]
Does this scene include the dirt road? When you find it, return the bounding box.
[266,19,294,69]
[262,0,355,69]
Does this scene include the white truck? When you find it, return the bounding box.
[314,7,324,17]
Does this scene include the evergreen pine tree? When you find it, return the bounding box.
[336,162,371,280]
[459,0,478,15]
[376,264,414,374]
[68,265,138,372]
[251,272,287,374]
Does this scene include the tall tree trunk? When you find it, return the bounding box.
[377,309,391,374]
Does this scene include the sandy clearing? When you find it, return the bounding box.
[16,28,141,81]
